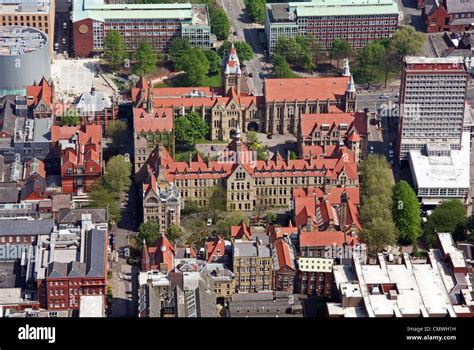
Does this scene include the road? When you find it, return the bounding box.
[222,0,265,96]
[54,1,72,57]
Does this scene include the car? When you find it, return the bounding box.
[63,22,67,29]
[241,64,246,69]
[267,133,273,139]
[207,218,213,226]
[248,72,253,78]
[62,38,66,44]
[259,72,264,78]
[211,145,216,151]
[389,142,393,147]
[233,31,238,36]
[390,159,394,165]
[364,107,370,113]
[379,94,390,99]
[389,153,394,158]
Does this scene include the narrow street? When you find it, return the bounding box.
[222,0,265,96]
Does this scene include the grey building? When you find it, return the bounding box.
[0,26,51,96]
[398,56,469,160]
[228,291,304,317]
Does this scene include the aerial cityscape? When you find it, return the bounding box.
[0,0,474,336]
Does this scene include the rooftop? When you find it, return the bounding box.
[72,0,208,25]
[0,26,48,56]
[290,0,399,18]
[0,218,54,236]
[409,131,470,191]
[0,0,51,15]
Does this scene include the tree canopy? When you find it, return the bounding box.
[275,35,314,72]
[61,110,80,126]
[107,120,127,149]
[87,183,121,225]
[245,0,266,23]
[204,49,222,75]
[166,224,183,245]
[355,41,385,89]
[330,39,353,68]
[210,8,231,40]
[218,41,254,62]
[104,30,127,71]
[273,54,293,78]
[103,155,132,198]
[136,221,160,250]
[175,47,210,86]
[175,111,209,146]
[169,37,192,64]
[392,181,421,244]
[359,155,396,253]
[133,41,158,75]
[424,200,467,246]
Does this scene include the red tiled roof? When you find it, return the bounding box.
[51,124,101,145]
[231,219,251,240]
[264,76,350,102]
[26,77,53,108]
[299,230,359,247]
[205,235,226,263]
[274,239,295,271]
[149,234,175,272]
[133,107,174,133]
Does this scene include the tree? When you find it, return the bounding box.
[273,54,293,78]
[175,48,210,86]
[424,200,467,247]
[218,41,253,62]
[133,41,158,75]
[392,181,421,244]
[210,8,231,40]
[330,39,353,69]
[87,184,121,224]
[136,221,160,250]
[61,110,80,126]
[306,34,325,67]
[361,217,397,255]
[175,111,209,146]
[216,213,249,239]
[104,30,127,71]
[107,120,127,148]
[204,49,222,75]
[359,155,396,253]
[266,212,277,224]
[388,26,425,67]
[103,155,131,197]
[246,131,259,146]
[355,41,385,89]
[168,37,191,64]
[166,224,183,245]
[245,0,265,23]
[275,35,314,72]
[208,186,227,212]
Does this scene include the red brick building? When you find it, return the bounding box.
[424,0,474,33]
[51,124,102,194]
[272,238,297,293]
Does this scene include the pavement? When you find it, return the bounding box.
[222,0,265,96]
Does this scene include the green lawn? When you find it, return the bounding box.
[154,73,222,88]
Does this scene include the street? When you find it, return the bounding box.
[54,0,72,57]
[222,0,265,96]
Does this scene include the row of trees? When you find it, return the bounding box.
[87,155,132,225]
[361,155,471,254]
[103,30,159,75]
[354,26,425,88]
[245,0,266,23]
[359,155,397,254]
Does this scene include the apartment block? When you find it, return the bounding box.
[72,0,212,57]
[398,56,469,160]
[233,238,273,293]
[265,0,399,54]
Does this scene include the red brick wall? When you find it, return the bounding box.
[425,6,450,33]
[73,19,94,58]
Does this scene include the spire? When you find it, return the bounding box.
[141,239,150,271]
[146,84,153,114]
[347,74,356,93]
[341,58,351,77]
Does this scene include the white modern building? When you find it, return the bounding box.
[408,131,470,206]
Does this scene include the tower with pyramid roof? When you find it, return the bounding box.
[222,43,242,95]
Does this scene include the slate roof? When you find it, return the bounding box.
[0,95,18,137]
[0,219,54,236]
[0,182,19,203]
[58,208,108,225]
[86,229,106,277]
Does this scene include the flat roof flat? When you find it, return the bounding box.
[289,0,399,17]
[405,56,465,64]
[409,132,470,190]
[72,0,205,23]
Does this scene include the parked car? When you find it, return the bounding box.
[248,72,253,78]
[379,94,390,99]
[211,145,216,151]
[267,133,273,139]
[207,218,213,226]
[233,31,238,36]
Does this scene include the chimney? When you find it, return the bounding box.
[286,149,290,164]
[188,152,192,167]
